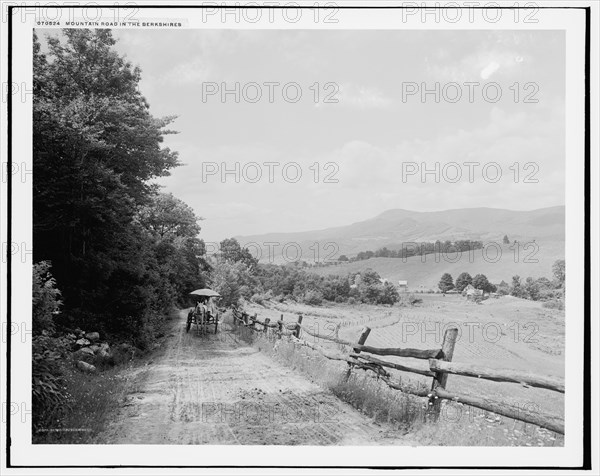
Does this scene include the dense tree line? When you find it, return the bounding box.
[436,259,565,308]
[342,240,484,263]
[33,29,209,343]
[209,239,400,306]
[32,30,210,431]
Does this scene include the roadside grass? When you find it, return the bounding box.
[33,363,149,444]
[33,309,177,444]
[232,321,428,432]
[233,317,564,446]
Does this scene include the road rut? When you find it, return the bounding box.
[97,310,414,445]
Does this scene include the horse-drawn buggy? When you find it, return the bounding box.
[186,288,220,335]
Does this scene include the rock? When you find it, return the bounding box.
[99,342,110,352]
[73,349,94,363]
[86,332,100,342]
[79,347,95,355]
[76,361,96,372]
[89,344,101,353]
[76,338,90,347]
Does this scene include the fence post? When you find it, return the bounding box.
[294,315,303,338]
[345,326,371,381]
[277,315,284,338]
[430,327,458,418]
[243,312,249,326]
[253,313,258,331]
[264,318,270,334]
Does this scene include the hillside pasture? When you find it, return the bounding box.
[241,293,564,445]
[309,241,564,290]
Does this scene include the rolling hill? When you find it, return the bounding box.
[235,206,564,289]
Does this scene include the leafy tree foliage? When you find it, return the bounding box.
[455,272,473,292]
[438,273,455,293]
[552,259,565,285]
[219,238,259,269]
[138,193,201,239]
[33,261,62,335]
[33,29,206,339]
[472,274,496,293]
[352,240,483,262]
[242,265,398,306]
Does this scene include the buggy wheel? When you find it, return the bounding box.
[186,311,193,333]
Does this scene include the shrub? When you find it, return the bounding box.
[542,299,565,310]
[33,261,62,335]
[251,290,273,305]
[32,333,73,433]
[303,290,324,306]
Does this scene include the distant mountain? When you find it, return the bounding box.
[235,206,565,263]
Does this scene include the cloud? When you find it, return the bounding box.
[427,49,523,82]
[480,61,500,79]
[336,83,392,109]
[160,59,212,85]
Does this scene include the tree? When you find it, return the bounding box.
[438,273,455,293]
[455,272,473,292]
[510,275,527,298]
[524,277,540,300]
[338,255,349,262]
[138,193,201,240]
[359,269,382,286]
[552,259,565,285]
[473,274,495,293]
[503,235,510,244]
[219,238,258,269]
[33,29,191,337]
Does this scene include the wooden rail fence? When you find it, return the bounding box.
[230,308,564,434]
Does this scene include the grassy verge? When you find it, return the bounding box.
[33,363,149,444]
[230,314,564,446]
[33,310,177,444]
[229,316,426,432]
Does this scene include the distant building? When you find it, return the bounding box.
[398,280,408,292]
[462,284,475,296]
[462,284,483,299]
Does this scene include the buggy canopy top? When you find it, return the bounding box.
[189,288,221,297]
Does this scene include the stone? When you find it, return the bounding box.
[89,344,101,353]
[73,349,94,363]
[76,361,96,373]
[79,347,95,355]
[75,338,90,347]
[86,332,100,342]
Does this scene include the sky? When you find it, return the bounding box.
[39,28,566,242]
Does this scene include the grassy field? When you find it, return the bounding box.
[309,241,564,290]
[241,293,565,445]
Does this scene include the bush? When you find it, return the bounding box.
[251,290,273,305]
[542,299,565,310]
[401,293,422,306]
[33,261,62,335]
[32,333,73,433]
[303,290,324,306]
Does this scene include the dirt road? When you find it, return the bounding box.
[97,311,414,445]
